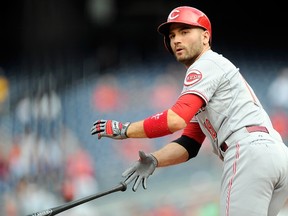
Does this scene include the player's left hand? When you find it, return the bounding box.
[91,119,131,140]
[122,151,158,192]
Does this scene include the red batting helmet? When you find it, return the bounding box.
[157,6,212,54]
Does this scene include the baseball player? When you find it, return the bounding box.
[91,6,288,216]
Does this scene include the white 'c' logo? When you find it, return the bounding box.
[168,9,180,20]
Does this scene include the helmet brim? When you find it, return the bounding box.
[158,21,192,36]
[157,21,172,36]
[158,21,205,36]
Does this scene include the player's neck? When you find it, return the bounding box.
[184,46,211,68]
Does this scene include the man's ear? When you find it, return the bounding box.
[203,30,210,45]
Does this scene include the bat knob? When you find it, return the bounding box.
[120,181,127,191]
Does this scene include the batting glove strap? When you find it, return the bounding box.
[121,121,131,138]
[149,154,158,168]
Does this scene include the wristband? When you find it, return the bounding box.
[143,110,172,138]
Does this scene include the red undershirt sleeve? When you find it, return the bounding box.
[172,94,206,142]
[171,94,205,124]
[182,122,206,143]
[143,93,205,139]
[165,94,206,159]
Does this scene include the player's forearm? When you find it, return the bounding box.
[126,109,186,138]
[126,120,148,138]
[151,143,189,167]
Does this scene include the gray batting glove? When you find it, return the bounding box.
[91,120,131,140]
[122,151,158,192]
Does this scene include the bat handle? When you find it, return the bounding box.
[26,181,127,216]
[26,208,54,216]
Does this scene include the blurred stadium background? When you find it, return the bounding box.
[0,0,288,215]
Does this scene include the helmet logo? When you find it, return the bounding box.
[168,9,180,20]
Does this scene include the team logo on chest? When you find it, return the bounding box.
[184,69,202,86]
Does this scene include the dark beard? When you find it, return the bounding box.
[176,54,196,67]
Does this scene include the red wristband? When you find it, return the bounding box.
[143,110,172,138]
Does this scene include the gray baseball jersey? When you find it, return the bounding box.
[179,49,288,216]
[180,49,282,156]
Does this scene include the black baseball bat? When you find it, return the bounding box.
[26,181,127,216]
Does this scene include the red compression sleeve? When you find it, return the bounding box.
[171,94,205,124]
[182,122,206,143]
[143,94,204,139]
[143,110,172,138]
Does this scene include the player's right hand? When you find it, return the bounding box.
[91,120,131,140]
[122,151,158,192]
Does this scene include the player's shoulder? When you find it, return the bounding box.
[190,50,237,77]
[201,49,227,61]
[199,50,236,70]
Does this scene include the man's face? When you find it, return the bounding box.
[169,23,207,67]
